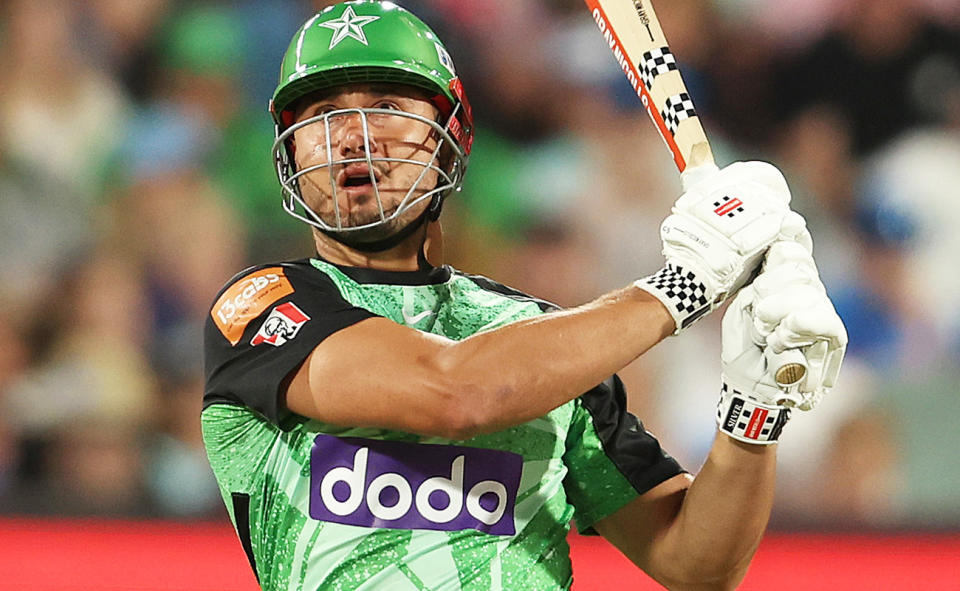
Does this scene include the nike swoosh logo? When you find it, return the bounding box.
[402,309,435,325]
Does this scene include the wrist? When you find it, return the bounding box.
[633,282,678,340]
[627,282,678,340]
[716,382,790,445]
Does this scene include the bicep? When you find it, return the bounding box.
[592,473,692,582]
[284,317,464,436]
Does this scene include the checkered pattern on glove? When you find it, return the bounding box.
[639,264,712,331]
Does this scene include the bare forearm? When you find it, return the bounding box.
[655,434,775,589]
[436,285,673,432]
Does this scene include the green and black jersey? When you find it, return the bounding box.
[202,258,683,591]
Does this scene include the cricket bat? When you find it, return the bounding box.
[585,0,807,388]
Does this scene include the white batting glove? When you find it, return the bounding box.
[717,241,848,445]
[636,161,796,334]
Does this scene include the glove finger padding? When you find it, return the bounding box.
[748,241,824,342]
[718,289,792,444]
[755,249,846,399]
[753,285,825,340]
[638,161,795,334]
[717,238,848,442]
[721,290,783,399]
[777,211,813,254]
[672,171,789,257]
[684,161,790,204]
[760,240,819,279]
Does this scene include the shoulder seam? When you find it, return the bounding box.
[212,259,314,304]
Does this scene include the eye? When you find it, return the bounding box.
[375,100,401,111]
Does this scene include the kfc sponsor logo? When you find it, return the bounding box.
[310,435,522,535]
[212,268,294,345]
[251,302,310,347]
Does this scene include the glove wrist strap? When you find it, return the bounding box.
[716,382,790,445]
[636,263,713,335]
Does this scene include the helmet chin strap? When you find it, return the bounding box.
[320,195,442,253]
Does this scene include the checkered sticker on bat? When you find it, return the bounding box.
[661,92,697,135]
[640,46,678,90]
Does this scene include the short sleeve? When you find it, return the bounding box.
[203,261,377,424]
[563,375,685,533]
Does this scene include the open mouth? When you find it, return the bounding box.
[343,176,371,188]
[336,164,381,191]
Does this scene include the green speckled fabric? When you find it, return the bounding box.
[202,259,680,590]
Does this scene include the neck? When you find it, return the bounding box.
[313,221,443,271]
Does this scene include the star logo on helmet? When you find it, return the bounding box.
[318,6,381,50]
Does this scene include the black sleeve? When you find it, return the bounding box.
[563,375,686,532]
[203,261,377,424]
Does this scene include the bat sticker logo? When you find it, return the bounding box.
[632,0,655,41]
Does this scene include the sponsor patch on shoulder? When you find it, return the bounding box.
[212,267,294,345]
[251,302,310,347]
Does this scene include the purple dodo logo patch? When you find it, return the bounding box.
[310,435,523,535]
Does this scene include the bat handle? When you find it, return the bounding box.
[765,348,808,388]
[685,141,715,170]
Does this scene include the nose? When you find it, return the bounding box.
[335,111,378,158]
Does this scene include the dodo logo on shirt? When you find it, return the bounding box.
[310,435,523,535]
[212,267,294,345]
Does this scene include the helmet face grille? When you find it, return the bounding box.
[272,107,468,236]
[270,2,473,238]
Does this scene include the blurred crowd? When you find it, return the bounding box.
[1,0,959,530]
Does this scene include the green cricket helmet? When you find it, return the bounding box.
[270,0,473,247]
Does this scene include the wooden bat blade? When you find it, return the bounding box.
[586,0,808,393]
[584,0,713,171]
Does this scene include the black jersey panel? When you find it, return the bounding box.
[562,375,686,533]
[203,260,377,424]
[580,375,685,492]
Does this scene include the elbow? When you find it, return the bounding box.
[672,571,748,591]
[432,414,485,441]
[423,351,511,441]
[657,556,752,591]
[672,573,748,591]
[424,381,502,440]
[418,362,506,440]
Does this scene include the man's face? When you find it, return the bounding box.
[291,83,442,238]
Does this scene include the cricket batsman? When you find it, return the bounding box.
[202,2,847,589]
